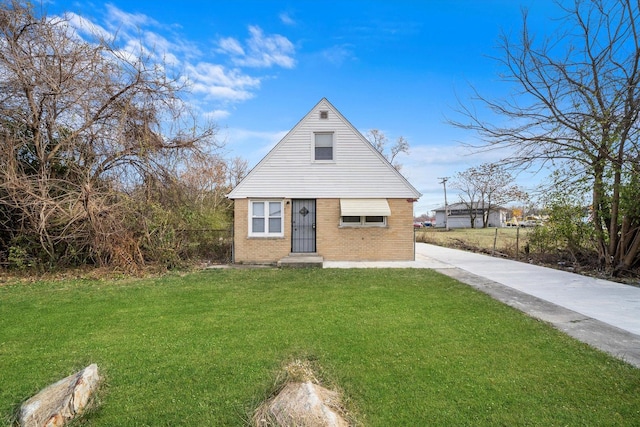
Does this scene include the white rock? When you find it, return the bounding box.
[19,364,100,427]
[256,380,348,427]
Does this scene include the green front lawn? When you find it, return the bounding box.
[1,269,638,425]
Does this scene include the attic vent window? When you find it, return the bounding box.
[319,111,329,119]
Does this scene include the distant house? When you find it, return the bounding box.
[434,202,508,228]
[227,98,422,264]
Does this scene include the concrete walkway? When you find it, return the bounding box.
[324,243,640,368]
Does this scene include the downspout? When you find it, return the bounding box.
[413,224,416,261]
[231,222,235,264]
[410,198,417,261]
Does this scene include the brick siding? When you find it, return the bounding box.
[233,198,415,263]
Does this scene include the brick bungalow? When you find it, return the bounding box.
[227,98,421,264]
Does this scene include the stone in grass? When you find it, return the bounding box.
[253,360,349,427]
[18,364,100,427]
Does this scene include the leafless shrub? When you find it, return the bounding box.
[0,1,220,268]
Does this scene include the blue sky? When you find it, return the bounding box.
[46,0,560,215]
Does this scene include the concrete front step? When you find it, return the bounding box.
[277,254,324,268]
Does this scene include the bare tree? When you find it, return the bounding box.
[227,156,249,188]
[365,129,409,171]
[452,171,482,229]
[179,153,247,211]
[452,163,526,228]
[451,0,640,275]
[0,1,218,267]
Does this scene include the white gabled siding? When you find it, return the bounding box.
[227,98,421,200]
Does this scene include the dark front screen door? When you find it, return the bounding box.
[291,199,316,253]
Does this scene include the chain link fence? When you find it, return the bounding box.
[176,228,233,264]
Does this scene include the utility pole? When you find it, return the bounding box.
[438,177,449,230]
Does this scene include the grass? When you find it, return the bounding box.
[417,227,531,256]
[1,268,639,426]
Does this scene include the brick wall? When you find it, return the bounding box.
[233,198,415,263]
[316,198,415,261]
[233,199,292,264]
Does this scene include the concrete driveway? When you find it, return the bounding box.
[324,243,640,368]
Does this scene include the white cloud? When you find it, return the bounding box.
[104,4,156,31]
[203,110,231,120]
[279,12,296,26]
[143,30,173,54]
[221,25,296,69]
[320,44,355,66]
[64,12,112,40]
[229,128,288,146]
[403,144,477,166]
[247,26,296,68]
[218,37,245,56]
[120,38,149,59]
[226,128,289,165]
[186,63,261,101]
[61,4,297,125]
[161,51,180,67]
[193,84,254,101]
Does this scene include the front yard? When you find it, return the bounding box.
[1,268,639,425]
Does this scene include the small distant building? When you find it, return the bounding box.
[434,202,508,228]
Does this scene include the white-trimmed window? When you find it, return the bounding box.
[249,200,283,237]
[314,132,333,161]
[340,215,387,227]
